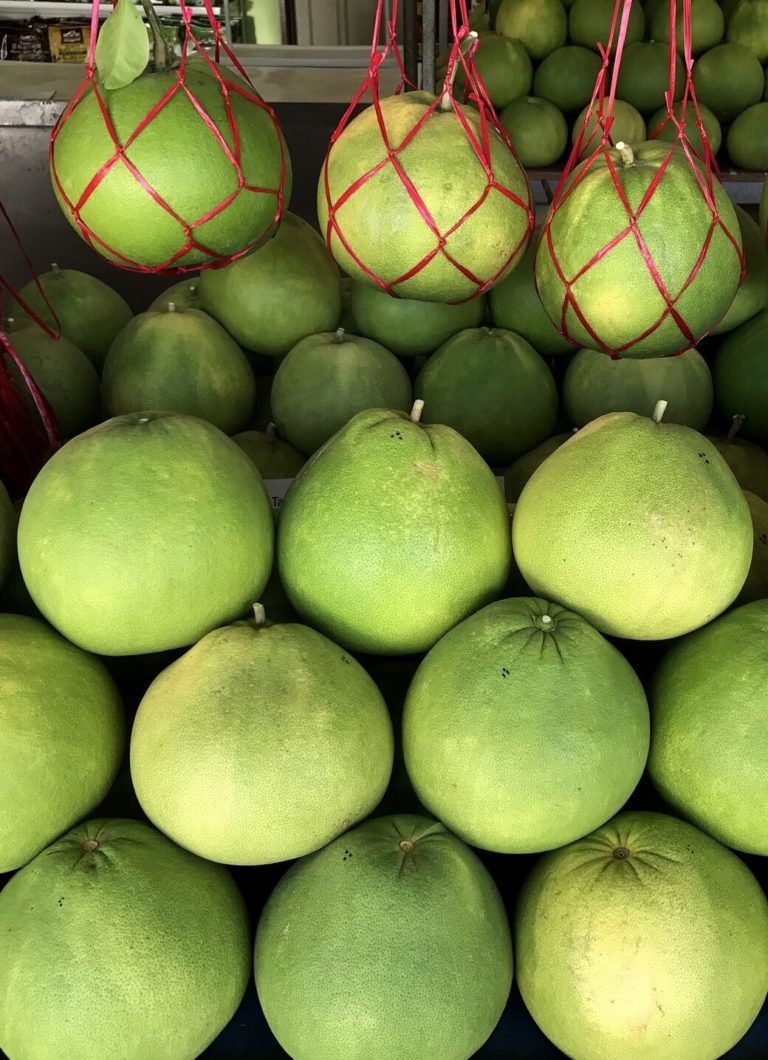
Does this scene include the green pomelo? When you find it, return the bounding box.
[18,412,274,655]
[712,204,768,334]
[692,43,763,121]
[9,266,131,369]
[499,96,568,166]
[0,614,123,873]
[414,326,559,464]
[0,481,14,590]
[495,0,568,59]
[233,424,305,477]
[317,92,533,303]
[739,491,768,603]
[147,278,202,313]
[727,0,768,60]
[727,102,768,171]
[615,42,685,114]
[572,100,646,157]
[131,614,393,865]
[714,309,768,446]
[198,212,341,357]
[512,410,753,639]
[254,815,512,1060]
[350,281,487,357]
[651,0,725,53]
[650,600,768,852]
[648,100,722,157]
[0,818,250,1059]
[532,45,602,113]
[51,65,291,270]
[271,328,412,455]
[488,229,574,354]
[403,598,649,853]
[101,306,256,434]
[569,0,646,50]
[449,32,533,109]
[504,431,572,499]
[278,406,511,654]
[515,810,768,1059]
[536,142,743,357]
[563,345,713,429]
[709,428,768,499]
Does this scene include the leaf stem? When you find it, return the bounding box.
[139,0,170,72]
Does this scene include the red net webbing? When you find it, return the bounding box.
[49,0,289,274]
[319,0,535,303]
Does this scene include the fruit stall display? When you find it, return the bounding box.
[2,0,768,1056]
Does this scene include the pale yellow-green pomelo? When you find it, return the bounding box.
[414,326,559,464]
[499,96,568,167]
[9,265,132,369]
[254,815,512,1060]
[317,92,533,303]
[727,0,768,60]
[727,102,768,171]
[147,277,202,313]
[532,45,602,114]
[651,0,725,53]
[447,32,533,109]
[131,611,393,865]
[0,480,14,590]
[571,100,646,157]
[495,0,568,59]
[503,431,572,499]
[692,43,763,121]
[615,42,684,113]
[648,100,722,157]
[51,64,291,270]
[569,0,645,50]
[278,405,511,654]
[101,305,256,434]
[709,423,768,499]
[271,328,412,455]
[739,491,768,602]
[714,308,768,446]
[515,811,768,1059]
[0,818,250,1060]
[650,601,768,853]
[198,212,341,357]
[512,408,753,639]
[233,424,305,477]
[712,204,768,334]
[563,346,713,429]
[0,614,123,873]
[403,598,649,853]
[18,412,274,655]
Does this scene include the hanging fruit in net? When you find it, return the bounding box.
[50,0,291,273]
[318,0,534,304]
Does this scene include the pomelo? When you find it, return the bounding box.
[0,614,123,873]
[414,326,559,464]
[147,277,202,313]
[503,431,572,499]
[739,491,768,602]
[403,597,649,853]
[0,818,250,1059]
[727,0,768,60]
[692,43,763,122]
[709,423,768,499]
[317,92,533,303]
[569,0,646,51]
[727,102,768,171]
[233,424,305,477]
[350,281,487,357]
[0,481,14,590]
[495,0,568,59]
[532,45,602,114]
[197,212,342,357]
[711,204,768,334]
[100,304,255,434]
[131,608,393,865]
[615,42,685,114]
[515,810,768,1059]
[512,407,753,639]
[650,600,768,852]
[572,100,646,157]
[51,63,291,270]
[648,99,722,157]
[563,345,713,429]
[449,32,533,109]
[9,265,131,369]
[271,328,412,455]
[651,0,725,53]
[536,141,743,357]
[713,309,768,446]
[499,96,568,166]
[278,404,511,654]
[18,411,274,655]
[254,814,513,1060]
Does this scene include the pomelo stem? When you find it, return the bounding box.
[51,262,60,273]
[410,399,425,423]
[252,602,266,626]
[266,422,276,443]
[334,327,345,343]
[439,30,478,111]
[615,141,635,166]
[727,414,745,442]
[652,399,668,423]
[140,0,171,72]
[167,302,176,313]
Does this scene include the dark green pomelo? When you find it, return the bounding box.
[648,100,722,157]
[51,65,291,270]
[504,431,572,499]
[569,0,646,50]
[278,406,511,654]
[131,612,393,865]
[18,412,274,655]
[496,0,568,58]
[709,428,768,499]
[0,818,250,1059]
[254,815,513,1060]
[727,102,768,171]
[233,424,305,477]
[271,328,412,455]
[712,205,768,334]
[651,0,725,53]
[563,346,713,429]
[198,212,342,357]
[9,266,131,369]
[714,309,768,446]
[513,409,753,639]
[317,92,533,303]
[727,0,768,60]
[0,481,14,590]
[414,326,559,465]
[536,142,742,357]
[450,32,533,108]
[147,278,202,313]
[403,598,649,853]
[615,42,685,113]
[533,45,602,113]
[350,281,487,357]
[101,306,256,434]
[0,614,124,873]
[516,811,768,1059]
[650,600,768,852]
[692,43,763,121]
[572,100,646,157]
[499,96,568,166]
[739,492,768,603]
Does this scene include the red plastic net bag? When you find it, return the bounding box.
[49,0,291,273]
[535,0,744,358]
[318,0,534,304]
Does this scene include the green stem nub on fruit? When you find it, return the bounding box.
[334,328,345,343]
[410,399,425,424]
[167,301,176,313]
[266,422,276,444]
[81,838,100,853]
[535,613,556,633]
[727,414,746,442]
[615,141,635,167]
[252,602,266,626]
[613,846,630,860]
[399,839,415,854]
[652,399,668,423]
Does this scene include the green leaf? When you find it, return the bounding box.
[95,0,150,92]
